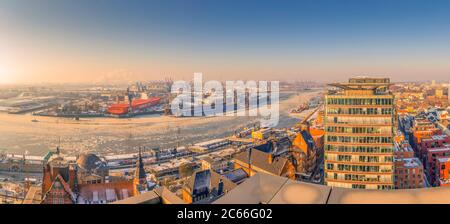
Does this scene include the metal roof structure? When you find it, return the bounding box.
[214,173,450,204]
[112,187,186,204]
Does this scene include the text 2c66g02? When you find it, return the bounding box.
[221,209,272,219]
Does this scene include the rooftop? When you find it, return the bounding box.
[194,138,229,147]
[77,153,106,171]
[428,145,450,153]
[438,157,450,163]
[425,135,450,141]
[328,77,392,92]
[112,187,185,204]
[402,158,422,168]
[394,141,414,152]
[234,149,288,176]
[149,158,191,172]
[201,155,225,164]
[214,173,450,204]
[22,186,42,204]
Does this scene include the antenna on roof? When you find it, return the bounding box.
[56,137,61,155]
[248,147,253,176]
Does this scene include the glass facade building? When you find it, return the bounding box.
[324,77,395,190]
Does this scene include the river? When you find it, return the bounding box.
[0,90,322,156]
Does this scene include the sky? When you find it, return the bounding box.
[1,0,450,84]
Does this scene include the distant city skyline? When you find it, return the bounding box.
[1,0,450,84]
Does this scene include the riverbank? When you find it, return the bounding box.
[0,89,322,156]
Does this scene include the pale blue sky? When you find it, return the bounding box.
[1,0,450,83]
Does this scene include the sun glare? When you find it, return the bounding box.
[0,66,12,84]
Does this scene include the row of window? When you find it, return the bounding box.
[326,116,393,125]
[326,182,393,190]
[325,145,394,153]
[325,154,393,163]
[378,185,393,190]
[326,163,393,173]
[326,98,393,106]
[397,169,421,174]
[346,174,386,183]
[326,136,393,144]
[396,174,422,181]
[327,107,393,115]
[325,172,393,183]
[396,183,422,189]
[326,126,392,134]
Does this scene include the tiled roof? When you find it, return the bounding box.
[210,171,237,193]
[42,174,76,203]
[234,149,288,176]
[254,137,291,156]
[185,169,240,196]
[224,168,248,184]
[76,153,106,171]
[185,170,211,194]
[78,181,135,203]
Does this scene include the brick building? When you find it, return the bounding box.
[40,148,150,204]
[394,141,424,189]
[425,146,450,186]
[437,157,450,187]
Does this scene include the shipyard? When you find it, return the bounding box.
[0,82,325,203]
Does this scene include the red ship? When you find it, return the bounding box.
[107,97,161,116]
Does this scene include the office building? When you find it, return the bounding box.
[324,77,395,190]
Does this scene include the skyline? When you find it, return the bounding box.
[1,0,450,84]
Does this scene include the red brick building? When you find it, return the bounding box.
[41,153,78,204]
[425,146,450,186]
[437,157,450,187]
[413,128,443,158]
[41,148,150,204]
[394,141,424,189]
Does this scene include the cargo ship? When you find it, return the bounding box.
[107,97,161,117]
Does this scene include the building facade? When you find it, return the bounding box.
[425,146,450,186]
[324,77,395,190]
[437,157,450,187]
[200,156,230,173]
[394,140,424,189]
[233,147,296,179]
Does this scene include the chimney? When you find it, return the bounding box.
[268,154,273,164]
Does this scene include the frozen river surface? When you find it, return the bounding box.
[0,90,321,156]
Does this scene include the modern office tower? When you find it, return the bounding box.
[324,77,395,190]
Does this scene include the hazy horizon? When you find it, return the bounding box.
[1,0,450,84]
